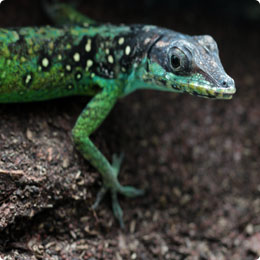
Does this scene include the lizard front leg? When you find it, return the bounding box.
[72,86,143,228]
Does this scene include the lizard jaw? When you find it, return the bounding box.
[171,78,236,100]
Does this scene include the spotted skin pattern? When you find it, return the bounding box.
[0,2,236,227]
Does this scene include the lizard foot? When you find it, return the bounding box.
[91,153,144,228]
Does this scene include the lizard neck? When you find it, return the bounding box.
[122,57,184,97]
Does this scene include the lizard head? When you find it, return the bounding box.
[142,33,236,99]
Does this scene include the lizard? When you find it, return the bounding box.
[0,2,236,227]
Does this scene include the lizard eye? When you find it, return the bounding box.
[169,47,190,74]
[171,55,181,69]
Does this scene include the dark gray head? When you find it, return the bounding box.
[136,28,236,99]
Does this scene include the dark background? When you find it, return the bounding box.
[0,0,260,259]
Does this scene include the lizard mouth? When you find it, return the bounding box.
[190,91,234,100]
[170,70,236,100]
[171,83,236,100]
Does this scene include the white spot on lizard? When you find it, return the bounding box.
[42,57,49,68]
[125,46,131,55]
[118,37,125,45]
[66,64,72,71]
[73,52,80,62]
[108,55,114,64]
[85,39,92,52]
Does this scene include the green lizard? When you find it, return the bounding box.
[0,2,236,227]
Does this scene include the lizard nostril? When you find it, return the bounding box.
[222,80,228,87]
[221,78,235,89]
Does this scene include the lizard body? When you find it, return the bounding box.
[0,2,236,227]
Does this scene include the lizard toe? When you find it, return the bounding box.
[91,186,108,210]
[111,191,125,229]
[111,152,125,177]
[118,185,145,198]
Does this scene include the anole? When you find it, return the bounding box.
[0,2,236,227]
